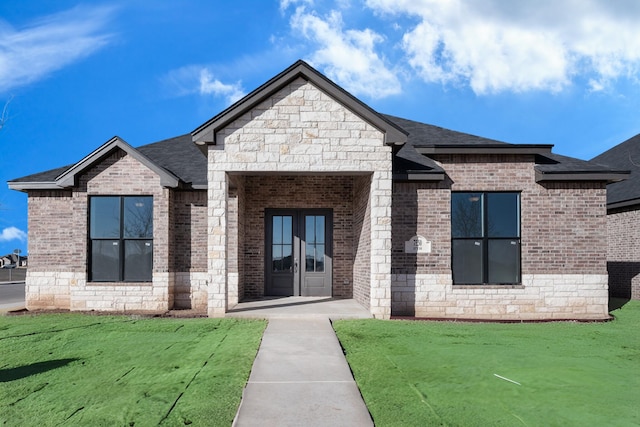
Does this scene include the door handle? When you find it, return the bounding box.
[294,258,298,273]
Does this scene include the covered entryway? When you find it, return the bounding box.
[265,209,332,297]
[194,61,402,318]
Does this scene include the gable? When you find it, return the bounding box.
[79,148,163,192]
[208,77,393,173]
[192,60,407,152]
[9,136,180,191]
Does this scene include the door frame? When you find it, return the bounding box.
[264,208,333,297]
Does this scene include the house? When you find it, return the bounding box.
[592,135,640,300]
[0,256,11,268]
[8,60,627,320]
[0,253,25,268]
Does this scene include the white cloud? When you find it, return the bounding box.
[163,65,245,105]
[280,0,314,13]
[0,227,26,242]
[0,5,115,93]
[290,6,401,99]
[199,69,245,104]
[364,0,640,94]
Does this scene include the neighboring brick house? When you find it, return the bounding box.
[592,135,640,300]
[8,61,627,320]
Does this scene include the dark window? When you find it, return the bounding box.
[305,215,325,272]
[271,215,293,272]
[452,192,520,285]
[90,196,153,282]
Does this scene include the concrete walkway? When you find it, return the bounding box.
[231,299,374,426]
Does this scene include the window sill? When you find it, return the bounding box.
[87,282,153,286]
[453,284,524,289]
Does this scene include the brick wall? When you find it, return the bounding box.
[172,190,207,272]
[391,181,450,314]
[26,190,76,309]
[28,190,78,271]
[390,154,609,319]
[242,175,354,299]
[25,149,193,313]
[353,175,371,308]
[76,150,171,312]
[172,190,208,309]
[607,206,640,299]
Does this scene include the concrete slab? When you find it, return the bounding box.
[235,382,372,427]
[233,318,374,427]
[226,297,373,320]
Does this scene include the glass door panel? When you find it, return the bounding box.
[266,209,332,297]
[271,216,293,273]
[304,215,325,272]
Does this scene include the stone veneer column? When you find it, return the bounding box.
[369,170,393,319]
[208,170,228,317]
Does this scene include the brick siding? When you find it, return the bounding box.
[25,149,208,312]
[353,175,372,308]
[607,206,640,300]
[172,190,208,309]
[241,175,355,299]
[390,154,609,319]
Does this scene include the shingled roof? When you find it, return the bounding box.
[592,133,640,209]
[9,134,207,191]
[9,115,627,191]
[383,114,627,183]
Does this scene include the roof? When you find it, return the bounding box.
[592,133,640,208]
[192,60,408,153]
[9,117,626,190]
[136,134,207,188]
[8,60,627,191]
[384,114,627,183]
[9,134,207,192]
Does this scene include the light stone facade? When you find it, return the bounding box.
[206,77,393,318]
[392,274,608,320]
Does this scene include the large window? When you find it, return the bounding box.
[90,196,153,282]
[451,192,520,285]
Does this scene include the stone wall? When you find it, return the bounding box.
[391,154,610,320]
[208,77,393,317]
[607,206,640,300]
[392,273,608,320]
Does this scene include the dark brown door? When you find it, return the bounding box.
[265,209,332,297]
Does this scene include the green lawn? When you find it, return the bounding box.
[0,314,266,426]
[334,301,640,427]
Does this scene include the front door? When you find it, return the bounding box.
[265,209,332,297]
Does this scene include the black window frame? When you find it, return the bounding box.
[89,195,153,283]
[451,192,521,285]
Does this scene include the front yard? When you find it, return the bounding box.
[0,314,266,426]
[2,302,638,426]
[334,300,640,426]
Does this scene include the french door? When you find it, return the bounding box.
[265,209,332,296]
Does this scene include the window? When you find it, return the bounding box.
[451,192,520,285]
[89,196,153,282]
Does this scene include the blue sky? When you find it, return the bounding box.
[1,0,640,256]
